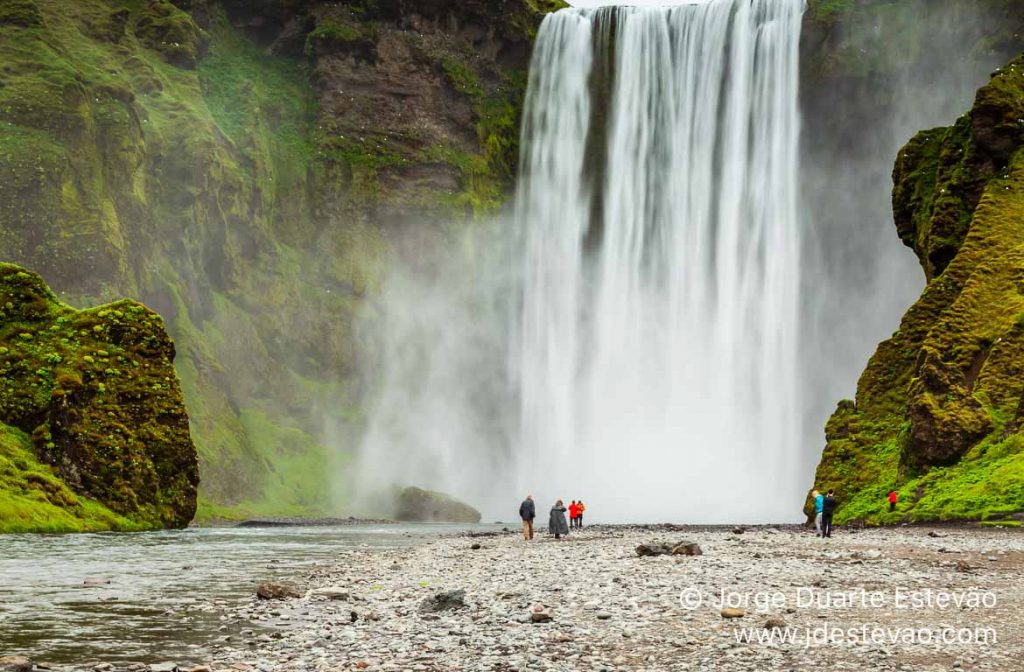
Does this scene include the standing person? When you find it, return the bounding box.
[549,499,569,540]
[888,490,898,513]
[519,495,536,540]
[568,500,579,529]
[822,490,837,538]
[576,500,586,528]
[812,490,824,537]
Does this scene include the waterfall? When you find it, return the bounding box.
[354,0,806,523]
[514,0,804,522]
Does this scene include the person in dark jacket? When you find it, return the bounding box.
[519,495,536,540]
[549,499,569,539]
[822,490,838,538]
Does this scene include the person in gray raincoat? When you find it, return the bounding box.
[549,499,569,539]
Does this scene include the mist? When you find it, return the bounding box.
[349,0,1021,524]
[797,0,1024,486]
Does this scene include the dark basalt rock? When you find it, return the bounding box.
[420,589,466,613]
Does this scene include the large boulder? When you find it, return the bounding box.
[395,486,481,523]
[0,265,198,530]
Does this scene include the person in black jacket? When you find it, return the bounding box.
[519,495,536,540]
[549,499,569,540]
[822,490,838,538]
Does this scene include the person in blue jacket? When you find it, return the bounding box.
[812,490,824,537]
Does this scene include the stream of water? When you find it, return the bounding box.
[0,524,490,664]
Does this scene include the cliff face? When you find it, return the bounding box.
[0,264,197,531]
[810,55,1024,524]
[0,0,555,523]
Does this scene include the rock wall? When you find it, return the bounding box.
[809,54,1024,524]
[0,0,559,524]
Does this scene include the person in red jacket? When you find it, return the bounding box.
[888,490,898,513]
[568,500,579,529]
[576,500,586,528]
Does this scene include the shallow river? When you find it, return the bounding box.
[0,523,493,665]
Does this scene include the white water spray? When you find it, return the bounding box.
[356,0,806,523]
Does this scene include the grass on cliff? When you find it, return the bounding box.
[823,139,1024,525]
[0,424,142,534]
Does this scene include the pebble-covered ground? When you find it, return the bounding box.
[7,525,1023,672]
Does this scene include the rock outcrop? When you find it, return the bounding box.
[0,264,198,530]
[0,0,559,521]
[394,486,481,523]
[810,54,1024,524]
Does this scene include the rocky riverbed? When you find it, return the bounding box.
[7,525,1023,672]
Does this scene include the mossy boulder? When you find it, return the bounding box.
[394,486,481,524]
[0,264,198,529]
[809,54,1024,525]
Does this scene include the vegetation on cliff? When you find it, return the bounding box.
[0,0,556,523]
[0,264,198,531]
[811,54,1024,524]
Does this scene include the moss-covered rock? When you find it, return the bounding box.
[395,486,481,524]
[809,54,1024,524]
[0,264,198,529]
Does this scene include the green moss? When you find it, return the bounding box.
[0,264,198,531]
[811,54,1024,525]
[0,422,145,533]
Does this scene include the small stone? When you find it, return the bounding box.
[420,589,466,613]
[531,610,553,624]
[256,582,301,600]
[150,663,178,672]
[83,577,110,587]
[671,541,703,556]
[763,616,786,630]
[732,527,745,535]
[721,608,745,619]
[0,657,31,672]
[93,664,113,672]
[596,612,612,620]
[636,543,671,557]
[311,587,349,600]
[470,543,482,550]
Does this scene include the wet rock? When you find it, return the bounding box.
[928,530,947,538]
[732,527,746,534]
[721,608,745,619]
[150,663,178,672]
[596,612,612,620]
[93,664,113,672]
[0,657,31,672]
[470,543,482,550]
[419,589,466,613]
[256,582,302,600]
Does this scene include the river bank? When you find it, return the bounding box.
[7,524,1022,672]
